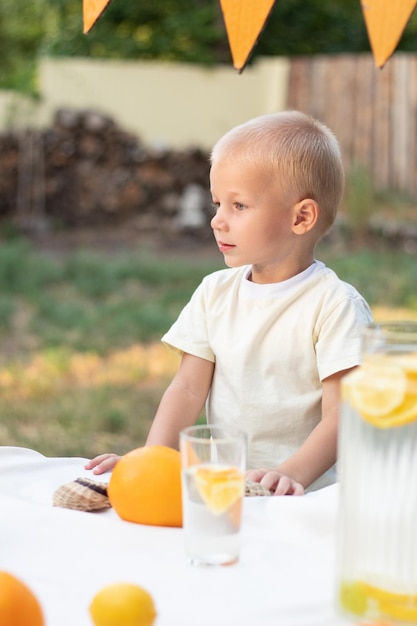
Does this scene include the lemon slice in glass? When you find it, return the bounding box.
[194,466,244,515]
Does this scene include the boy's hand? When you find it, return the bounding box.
[84,453,120,475]
[245,468,304,496]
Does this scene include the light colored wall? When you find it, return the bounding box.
[0,90,39,130]
[0,57,290,149]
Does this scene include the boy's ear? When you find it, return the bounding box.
[291,198,319,234]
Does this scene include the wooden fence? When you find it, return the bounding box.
[287,53,417,198]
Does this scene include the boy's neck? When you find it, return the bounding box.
[249,256,316,284]
[249,249,315,285]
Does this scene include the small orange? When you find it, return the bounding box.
[108,445,182,527]
[0,571,44,626]
[89,582,156,626]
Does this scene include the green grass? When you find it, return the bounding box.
[0,239,223,457]
[0,236,416,459]
[317,246,417,309]
[0,379,169,458]
[0,240,222,356]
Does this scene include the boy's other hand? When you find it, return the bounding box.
[245,468,304,496]
[84,453,120,475]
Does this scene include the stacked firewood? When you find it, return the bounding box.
[0,108,213,236]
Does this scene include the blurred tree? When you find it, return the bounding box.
[45,0,229,63]
[0,0,45,94]
[2,0,417,94]
[256,0,370,56]
[44,0,417,61]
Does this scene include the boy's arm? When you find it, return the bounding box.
[146,351,214,447]
[246,367,354,495]
[85,352,214,474]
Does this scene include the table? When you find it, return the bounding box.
[0,446,350,626]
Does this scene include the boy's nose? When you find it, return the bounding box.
[210,208,226,231]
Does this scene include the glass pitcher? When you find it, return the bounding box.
[337,322,417,625]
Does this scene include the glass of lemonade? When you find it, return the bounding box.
[180,424,247,566]
[337,322,417,624]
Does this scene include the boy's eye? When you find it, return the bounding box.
[210,201,220,212]
[234,202,246,211]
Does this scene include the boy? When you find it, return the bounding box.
[86,111,373,494]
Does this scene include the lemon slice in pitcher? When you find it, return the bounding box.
[364,582,417,622]
[195,466,244,515]
[341,580,417,623]
[343,360,408,427]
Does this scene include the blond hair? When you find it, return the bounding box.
[210,111,344,234]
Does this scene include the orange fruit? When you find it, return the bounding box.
[194,466,244,514]
[89,582,156,626]
[0,571,44,626]
[108,445,182,527]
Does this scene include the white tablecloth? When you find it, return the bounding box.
[0,447,351,626]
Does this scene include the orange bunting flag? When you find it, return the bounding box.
[219,0,276,73]
[83,0,113,34]
[361,0,417,68]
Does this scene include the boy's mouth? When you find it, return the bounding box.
[217,241,236,252]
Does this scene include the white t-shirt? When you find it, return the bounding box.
[162,261,373,490]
